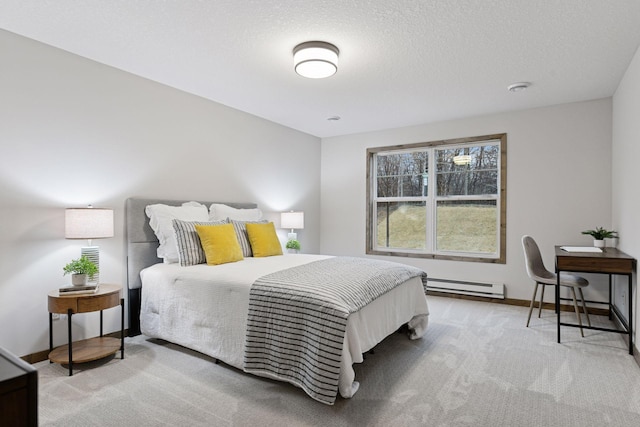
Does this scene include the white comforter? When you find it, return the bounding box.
[140,254,429,399]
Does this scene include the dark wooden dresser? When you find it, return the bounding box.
[0,347,37,426]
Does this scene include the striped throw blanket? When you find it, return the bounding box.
[243,256,427,405]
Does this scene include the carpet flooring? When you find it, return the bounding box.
[36,296,640,426]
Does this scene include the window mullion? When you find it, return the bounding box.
[426,147,435,253]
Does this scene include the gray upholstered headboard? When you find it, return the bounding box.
[125,197,258,335]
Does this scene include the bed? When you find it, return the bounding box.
[126,198,429,404]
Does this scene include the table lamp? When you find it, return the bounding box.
[65,206,114,284]
[280,211,304,241]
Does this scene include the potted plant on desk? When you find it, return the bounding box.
[581,227,617,248]
[63,255,98,286]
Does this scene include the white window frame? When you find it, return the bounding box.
[366,133,506,264]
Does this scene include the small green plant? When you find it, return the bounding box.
[63,255,98,279]
[285,239,301,250]
[581,227,617,240]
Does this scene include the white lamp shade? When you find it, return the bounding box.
[281,211,304,230]
[293,41,339,79]
[65,208,114,239]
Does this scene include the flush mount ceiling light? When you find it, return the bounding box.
[508,82,531,92]
[293,41,339,79]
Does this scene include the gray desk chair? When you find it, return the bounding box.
[522,235,591,336]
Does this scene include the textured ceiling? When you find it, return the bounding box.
[1,1,640,138]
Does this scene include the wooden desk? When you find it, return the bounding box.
[555,246,636,354]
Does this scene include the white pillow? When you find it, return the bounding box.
[209,203,262,222]
[145,202,209,263]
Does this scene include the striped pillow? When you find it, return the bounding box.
[231,219,268,257]
[173,219,228,266]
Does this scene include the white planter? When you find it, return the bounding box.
[71,273,88,286]
[593,239,605,248]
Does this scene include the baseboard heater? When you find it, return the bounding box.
[427,277,505,299]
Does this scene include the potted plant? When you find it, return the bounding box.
[285,239,301,253]
[63,255,98,286]
[581,227,617,248]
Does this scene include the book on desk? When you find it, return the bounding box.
[559,246,602,253]
[58,284,99,295]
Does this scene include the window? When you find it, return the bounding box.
[366,134,506,263]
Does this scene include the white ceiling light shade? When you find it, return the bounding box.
[293,41,339,79]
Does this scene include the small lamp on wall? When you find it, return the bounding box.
[65,206,114,284]
[281,211,304,241]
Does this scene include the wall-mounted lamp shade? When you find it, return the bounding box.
[65,208,114,239]
[281,211,304,230]
[293,41,339,79]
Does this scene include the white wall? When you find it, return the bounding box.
[320,99,613,303]
[0,30,321,357]
[612,44,640,349]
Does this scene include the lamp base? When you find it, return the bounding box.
[287,232,297,241]
[81,246,100,284]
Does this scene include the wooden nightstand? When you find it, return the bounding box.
[48,284,124,376]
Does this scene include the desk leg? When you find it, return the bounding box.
[120,298,125,359]
[556,273,561,343]
[67,308,73,376]
[609,275,613,320]
[629,273,634,355]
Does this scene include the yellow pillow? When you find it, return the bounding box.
[195,223,244,265]
[245,222,283,257]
